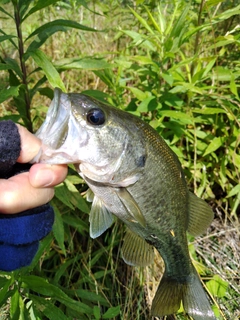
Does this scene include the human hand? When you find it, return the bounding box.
[0,124,68,214]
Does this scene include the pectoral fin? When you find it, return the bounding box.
[114,187,146,227]
[85,188,94,202]
[187,192,214,237]
[89,195,115,239]
[122,228,154,267]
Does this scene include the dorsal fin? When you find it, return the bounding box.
[121,228,154,267]
[187,192,214,237]
[89,195,115,239]
[114,187,146,227]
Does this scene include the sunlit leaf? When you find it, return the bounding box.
[127,87,150,101]
[192,108,227,115]
[28,49,66,91]
[159,110,193,123]
[55,57,112,70]
[227,184,240,198]
[203,137,225,156]
[206,275,228,298]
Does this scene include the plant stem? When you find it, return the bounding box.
[13,1,33,132]
[190,0,205,77]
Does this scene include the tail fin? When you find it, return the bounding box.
[182,267,216,320]
[151,267,216,319]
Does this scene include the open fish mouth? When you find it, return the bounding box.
[32,88,84,164]
[35,88,70,150]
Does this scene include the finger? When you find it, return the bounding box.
[16,124,41,163]
[29,163,68,188]
[0,172,54,214]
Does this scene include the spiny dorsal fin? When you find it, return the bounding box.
[121,228,154,267]
[187,192,214,237]
[89,195,114,239]
[114,187,146,227]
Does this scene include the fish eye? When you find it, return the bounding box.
[86,108,105,126]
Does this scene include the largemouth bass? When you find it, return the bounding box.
[33,88,216,319]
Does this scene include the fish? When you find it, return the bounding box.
[33,88,216,319]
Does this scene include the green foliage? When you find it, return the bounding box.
[0,0,239,319]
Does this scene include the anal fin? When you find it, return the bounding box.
[188,192,214,237]
[121,228,154,267]
[151,273,183,316]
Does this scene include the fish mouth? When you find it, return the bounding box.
[35,88,70,150]
[32,88,79,164]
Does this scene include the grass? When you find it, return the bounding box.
[0,0,239,319]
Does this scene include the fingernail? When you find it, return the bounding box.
[34,169,55,187]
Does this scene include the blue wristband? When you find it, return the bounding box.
[0,242,39,272]
[0,205,54,245]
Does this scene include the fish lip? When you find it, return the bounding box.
[35,88,70,149]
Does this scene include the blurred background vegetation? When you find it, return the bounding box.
[0,0,239,319]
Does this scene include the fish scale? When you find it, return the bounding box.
[33,88,217,320]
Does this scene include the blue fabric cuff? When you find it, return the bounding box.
[0,242,39,272]
[0,205,54,245]
[0,205,54,271]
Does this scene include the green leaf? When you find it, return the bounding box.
[138,96,156,112]
[203,137,225,157]
[22,0,59,21]
[28,49,65,91]
[2,58,23,78]
[26,25,68,53]
[0,276,14,305]
[162,71,174,86]
[31,295,70,320]
[169,5,190,39]
[24,234,53,272]
[159,110,193,124]
[0,34,17,43]
[93,306,101,320]
[127,87,150,101]
[128,7,155,35]
[18,0,33,19]
[55,57,112,71]
[192,108,227,115]
[75,289,108,305]
[52,202,66,255]
[226,184,240,198]
[144,5,162,33]
[0,5,13,18]
[212,66,232,81]
[54,183,74,210]
[10,287,20,320]
[213,4,240,22]
[0,86,20,103]
[206,275,228,298]
[64,178,89,213]
[21,275,93,315]
[230,74,239,99]
[102,306,120,319]
[26,19,98,40]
